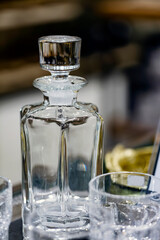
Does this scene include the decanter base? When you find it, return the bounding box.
[23,219,90,240]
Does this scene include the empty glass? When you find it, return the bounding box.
[0,176,12,240]
[89,172,160,240]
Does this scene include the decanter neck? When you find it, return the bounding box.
[44,88,77,106]
[50,71,69,80]
[33,75,87,106]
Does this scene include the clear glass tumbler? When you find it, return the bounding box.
[89,172,160,240]
[0,176,12,240]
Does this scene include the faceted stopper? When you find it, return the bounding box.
[38,35,81,73]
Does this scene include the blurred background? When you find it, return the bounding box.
[1,0,160,185]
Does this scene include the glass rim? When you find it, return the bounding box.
[89,171,160,199]
[0,175,12,185]
[38,35,81,43]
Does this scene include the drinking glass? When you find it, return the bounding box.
[0,176,12,240]
[89,172,160,240]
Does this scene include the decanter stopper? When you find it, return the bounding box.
[38,35,81,74]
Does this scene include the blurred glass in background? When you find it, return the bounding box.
[0,0,160,186]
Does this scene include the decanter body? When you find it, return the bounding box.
[21,36,103,239]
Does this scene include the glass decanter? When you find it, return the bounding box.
[20,35,104,239]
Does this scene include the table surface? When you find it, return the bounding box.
[9,219,22,240]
